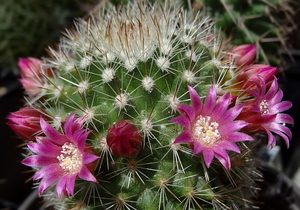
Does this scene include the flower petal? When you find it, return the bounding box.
[170,115,191,129]
[40,118,68,145]
[27,141,61,157]
[82,153,99,164]
[56,176,68,198]
[202,149,214,168]
[173,130,193,144]
[38,173,60,196]
[211,93,230,120]
[188,85,202,111]
[33,163,62,181]
[222,132,253,142]
[203,86,216,114]
[218,141,240,153]
[219,121,248,134]
[78,165,97,182]
[275,113,294,124]
[271,101,293,113]
[215,151,231,170]
[65,175,77,197]
[22,155,57,167]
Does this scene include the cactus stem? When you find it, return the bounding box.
[97,136,114,171]
[108,155,158,188]
[105,193,137,210]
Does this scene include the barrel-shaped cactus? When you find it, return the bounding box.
[7,1,293,209]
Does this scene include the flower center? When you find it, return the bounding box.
[259,100,269,115]
[192,115,220,146]
[57,142,83,173]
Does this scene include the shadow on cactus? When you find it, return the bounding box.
[7,0,293,209]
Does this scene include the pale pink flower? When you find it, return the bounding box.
[22,114,99,197]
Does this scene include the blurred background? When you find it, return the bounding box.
[1,0,300,209]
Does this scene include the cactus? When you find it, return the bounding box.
[7,1,293,209]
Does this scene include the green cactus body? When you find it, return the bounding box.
[20,1,261,209]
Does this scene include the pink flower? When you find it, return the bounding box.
[18,57,49,98]
[22,114,99,197]
[171,86,253,170]
[231,44,256,66]
[7,107,49,141]
[107,120,143,158]
[237,77,293,147]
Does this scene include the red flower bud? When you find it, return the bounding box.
[7,107,49,141]
[107,120,143,158]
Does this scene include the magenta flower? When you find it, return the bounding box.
[171,86,253,170]
[237,77,293,147]
[107,120,143,158]
[22,114,99,197]
[231,44,256,67]
[7,107,48,141]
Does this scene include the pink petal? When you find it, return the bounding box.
[265,129,277,148]
[218,141,240,153]
[202,149,214,168]
[193,141,204,154]
[211,93,230,120]
[27,141,61,157]
[170,116,191,129]
[65,175,77,196]
[215,151,231,170]
[267,125,291,147]
[173,130,193,144]
[275,113,294,124]
[56,176,68,198]
[222,132,253,142]
[22,155,57,167]
[78,165,97,182]
[33,163,62,181]
[178,104,196,121]
[40,118,68,145]
[203,86,217,115]
[268,89,283,105]
[268,123,292,138]
[271,101,292,113]
[38,173,60,196]
[219,121,248,134]
[188,86,202,111]
[73,130,90,151]
[219,105,243,123]
[64,114,78,138]
[82,153,99,164]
